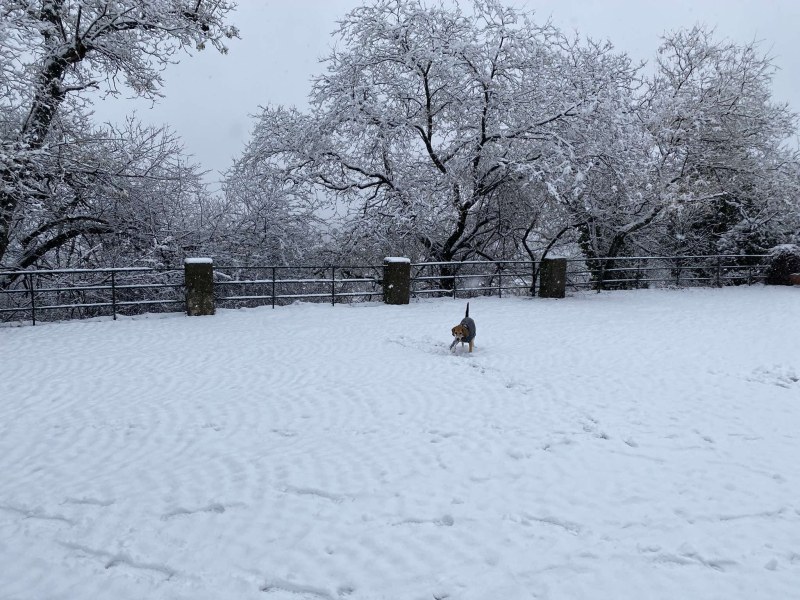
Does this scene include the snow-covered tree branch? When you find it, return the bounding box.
[231,0,638,274]
[0,0,238,268]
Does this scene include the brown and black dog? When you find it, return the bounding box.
[450,303,476,352]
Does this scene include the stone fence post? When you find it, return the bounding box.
[539,257,567,298]
[383,257,411,305]
[184,258,215,316]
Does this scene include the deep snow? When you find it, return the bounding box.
[1,287,799,599]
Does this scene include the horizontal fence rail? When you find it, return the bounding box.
[409,254,770,298]
[0,254,772,325]
[411,260,538,299]
[565,254,769,292]
[214,265,384,309]
[0,267,184,325]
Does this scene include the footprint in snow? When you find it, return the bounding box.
[747,366,799,389]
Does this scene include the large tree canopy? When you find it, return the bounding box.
[231,1,799,270]
[232,0,637,264]
[644,26,800,257]
[0,0,238,269]
[3,0,796,280]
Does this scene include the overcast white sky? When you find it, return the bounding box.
[90,0,800,188]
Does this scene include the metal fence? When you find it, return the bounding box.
[410,254,770,298]
[411,259,537,298]
[0,267,184,325]
[214,265,384,309]
[0,254,771,325]
[566,254,769,291]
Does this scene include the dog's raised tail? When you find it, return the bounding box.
[465,302,469,318]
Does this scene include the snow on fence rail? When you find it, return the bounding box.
[0,254,771,325]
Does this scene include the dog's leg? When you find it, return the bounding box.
[469,340,474,353]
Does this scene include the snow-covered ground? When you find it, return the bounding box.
[1,286,799,600]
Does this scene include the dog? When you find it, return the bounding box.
[450,302,476,352]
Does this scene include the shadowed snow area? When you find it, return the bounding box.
[1,287,799,599]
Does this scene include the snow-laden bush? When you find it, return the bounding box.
[765,244,800,285]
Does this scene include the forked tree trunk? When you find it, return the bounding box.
[0,43,86,267]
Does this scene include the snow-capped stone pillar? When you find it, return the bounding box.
[539,257,567,298]
[184,258,215,316]
[383,257,411,305]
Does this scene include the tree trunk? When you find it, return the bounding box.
[0,187,15,268]
[0,31,87,267]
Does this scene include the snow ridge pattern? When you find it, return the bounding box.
[1,287,799,599]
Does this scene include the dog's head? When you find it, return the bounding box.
[451,324,468,339]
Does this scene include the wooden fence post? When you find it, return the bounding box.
[383,257,411,305]
[185,258,215,316]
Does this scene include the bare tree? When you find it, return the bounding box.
[233,0,635,282]
[218,151,325,265]
[544,26,800,286]
[0,0,238,267]
[0,115,208,291]
[227,4,798,286]
[642,26,799,257]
